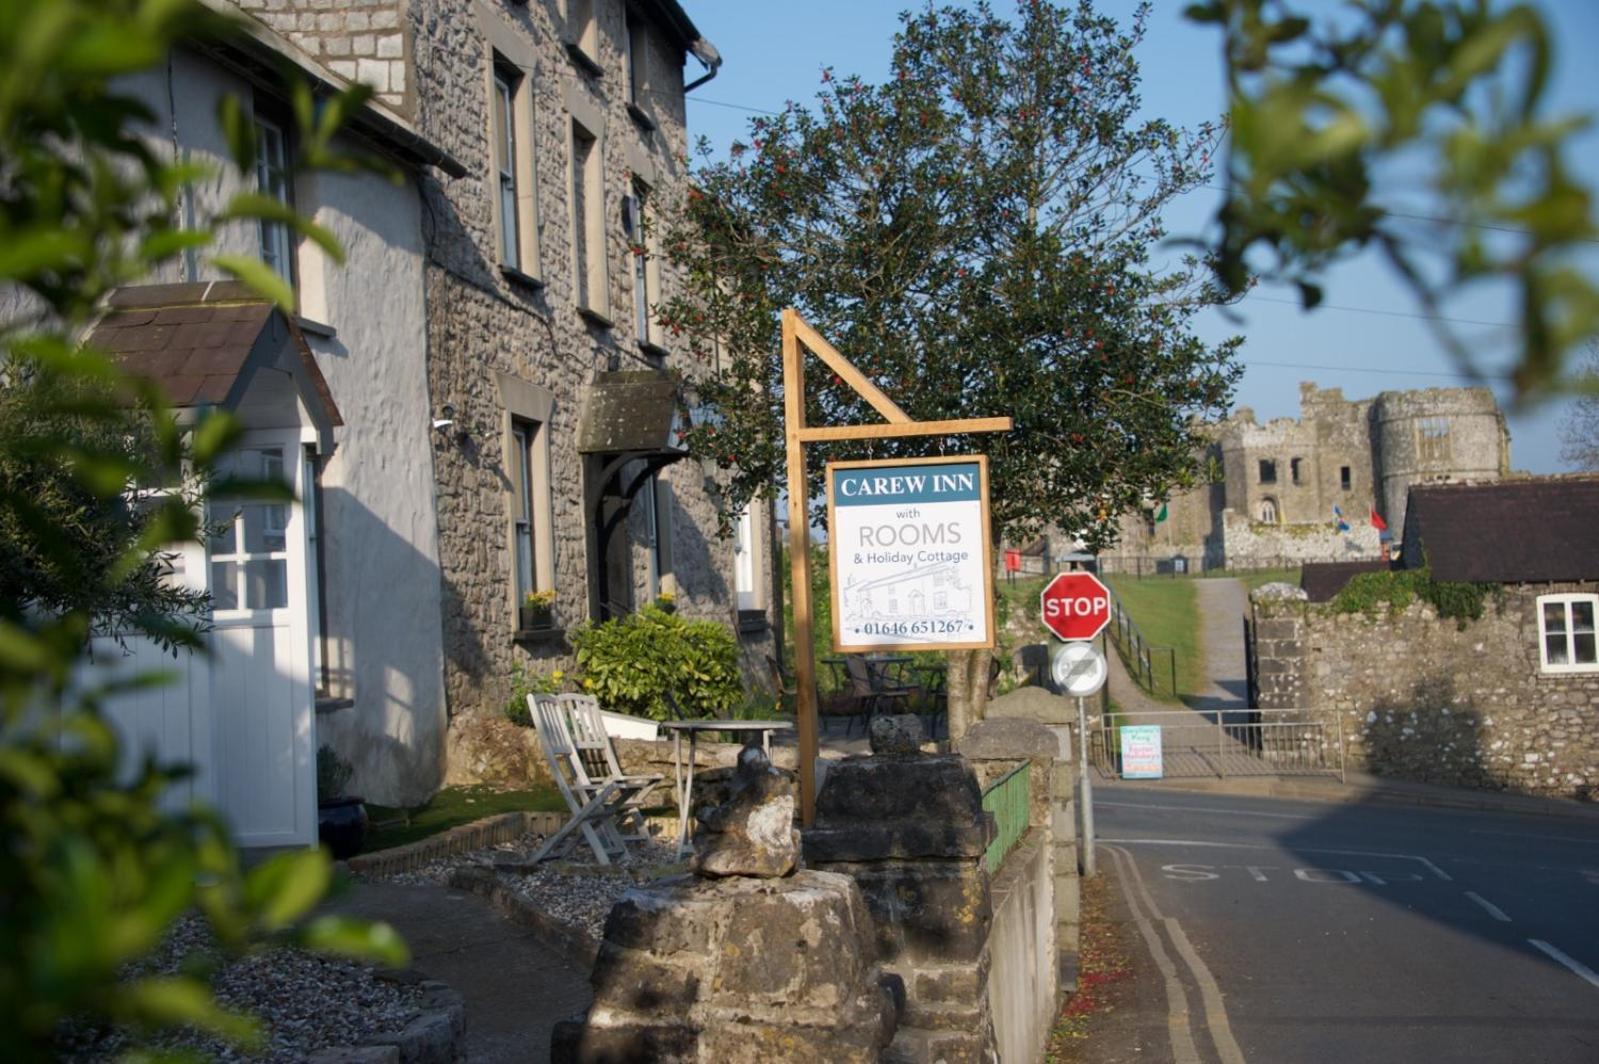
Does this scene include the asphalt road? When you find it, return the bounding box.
[1093,785,1599,1064]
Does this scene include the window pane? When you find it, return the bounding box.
[1575,633,1597,664]
[245,559,288,609]
[1544,601,1570,636]
[572,126,593,306]
[1572,600,1595,634]
[211,562,239,610]
[500,177,519,270]
[210,510,238,555]
[242,503,288,553]
[516,525,534,601]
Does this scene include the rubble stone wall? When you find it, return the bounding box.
[1253,582,1599,799]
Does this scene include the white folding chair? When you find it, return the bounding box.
[527,693,662,864]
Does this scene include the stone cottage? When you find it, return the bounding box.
[1100,381,1511,571]
[1251,475,1599,799]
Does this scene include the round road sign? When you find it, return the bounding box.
[1051,642,1107,697]
[1040,570,1112,642]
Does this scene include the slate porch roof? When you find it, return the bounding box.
[87,282,342,427]
[1401,476,1599,584]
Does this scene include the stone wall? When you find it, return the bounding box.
[232,0,410,113]
[1220,508,1381,567]
[985,832,1057,1064]
[1252,582,1599,798]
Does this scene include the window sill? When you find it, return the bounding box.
[500,264,546,292]
[296,316,337,339]
[577,305,615,330]
[513,626,567,646]
[737,609,770,635]
[565,42,603,78]
[315,695,355,714]
[637,339,669,364]
[626,102,656,133]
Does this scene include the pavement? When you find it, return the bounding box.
[324,880,591,1063]
[1090,786,1599,1063]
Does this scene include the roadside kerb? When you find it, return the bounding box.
[346,810,566,878]
[448,864,602,972]
[306,976,466,1064]
[1096,773,1599,824]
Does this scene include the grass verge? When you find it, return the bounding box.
[361,783,565,853]
[1103,574,1200,702]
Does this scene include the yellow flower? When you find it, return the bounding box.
[583,678,594,689]
[551,670,564,681]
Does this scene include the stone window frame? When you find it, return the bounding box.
[1258,459,1277,485]
[1536,593,1599,674]
[496,373,558,629]
[1416,416,1452,464]
[1290,457,1303,484]
[1258,497,1279,524]
[566,86,611,324]
[1340,465,1352,492]
[478,10,545,287]
[564,0,602,76]
[623,146,664,354]
[623,6,655,130]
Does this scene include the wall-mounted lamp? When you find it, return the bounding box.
[432,403,456,433]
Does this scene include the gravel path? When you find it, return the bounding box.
[56,915,426,1063]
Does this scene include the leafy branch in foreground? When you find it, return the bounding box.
[1,1,400,1056]
[1187,0,1599,400]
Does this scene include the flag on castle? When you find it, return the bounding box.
[1155,501,1168,524]
[1369,508,1387,532]
[1332,504,1350,533]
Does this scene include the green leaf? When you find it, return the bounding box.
[244,849,331,930]
[121,976,262,1044]
[297,915,410,967]
[209,254,295,310]
[222,192,346,264]
[216,92,256,172]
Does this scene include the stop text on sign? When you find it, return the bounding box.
[1043,595,1109,618]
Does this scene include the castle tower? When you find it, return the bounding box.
[1373,387,1510,536]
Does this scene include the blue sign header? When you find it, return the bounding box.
[832,461,982,507]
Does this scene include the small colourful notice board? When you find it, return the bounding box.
[1119,725,1164,779]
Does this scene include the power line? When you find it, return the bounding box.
[1234,293,1515,330]
[1242,358,1514,382]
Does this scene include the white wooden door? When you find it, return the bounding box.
[206,434,316,848]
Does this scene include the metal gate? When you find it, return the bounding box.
[1091,708,1345,781]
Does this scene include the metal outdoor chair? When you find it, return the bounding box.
[844,655,911,732]
[528,693,663,865]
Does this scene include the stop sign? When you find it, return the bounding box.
[1040,571,1112,641]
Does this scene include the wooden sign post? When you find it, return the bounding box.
[781,309,1012,825]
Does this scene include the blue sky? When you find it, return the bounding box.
[678,0,1599,473]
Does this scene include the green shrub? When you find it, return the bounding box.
[570,605,744,721]
[1329,567,1495,628]
[503,660,568,726]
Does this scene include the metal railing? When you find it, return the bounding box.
[981,762,1031,873]
[1104,587,1179,698]
[1091,708,1345,782]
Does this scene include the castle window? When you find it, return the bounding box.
[1258,459,1277,485]
[1416,417,1452,463]
[1538,594,1598,673]
[1258,497,1279,524]
[1340,465,1351,491]
[1290,457,1303,484]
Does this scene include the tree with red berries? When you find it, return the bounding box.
[661,0,1241,732]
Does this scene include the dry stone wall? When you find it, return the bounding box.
[1252,582,1599,799]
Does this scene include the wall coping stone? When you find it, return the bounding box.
[346,810,565,878]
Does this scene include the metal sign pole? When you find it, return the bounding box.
[1078,694,1096,878]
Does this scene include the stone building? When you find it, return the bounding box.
[1102,381,1511,570]
[240,0,777,725]
[1252,476,1599,799]
[14,0,776,828]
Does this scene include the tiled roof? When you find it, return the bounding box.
[1403,477,1599,584]
[87,283,341,425]
[1300,560,1390,602]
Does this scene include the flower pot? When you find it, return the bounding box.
[519,604,553,630]
[318,796,368,859]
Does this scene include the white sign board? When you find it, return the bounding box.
[1051,642,1107,697]
[826,456,994,652]
[1120,725,1164,779]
